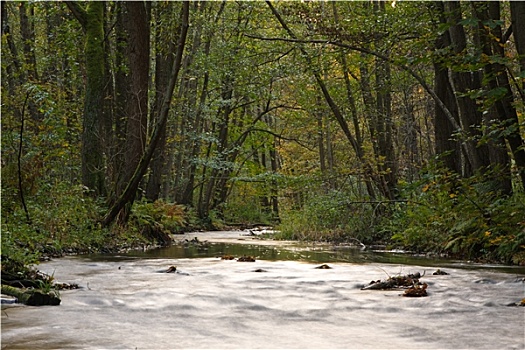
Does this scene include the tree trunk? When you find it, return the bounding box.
[445,1,490,175]
[66,1,106,196]
[433,1,462,174]
[102,1,189,227]
[145,2,177,202]
[19,2,38,81]
[475,1,525,190]
[472,1,512,194]
[373,1,397,200]
[113,1,150,223]
[1,1,22,106]
[510,2,525,94]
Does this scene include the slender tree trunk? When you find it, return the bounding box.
[19,2,38,81]
[145,2,178,202]
[510,2,525,94]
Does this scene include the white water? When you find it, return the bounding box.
[2,233,524,349]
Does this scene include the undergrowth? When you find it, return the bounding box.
[387,167,525,264]
[275,167,525,265]
[1,183,197,271]
[276,189,388,245]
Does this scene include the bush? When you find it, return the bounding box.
[276,189,385,244]
[387,167,525,264]
[1,182,147,267]
[130,199,190,244]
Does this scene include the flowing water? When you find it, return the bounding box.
[2,231,524,349]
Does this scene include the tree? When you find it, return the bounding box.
[66,1,106,196]
[112,1,150,223]
[101,1,189,227]
[144,2,178,202]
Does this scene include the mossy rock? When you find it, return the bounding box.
[1,285,61,306]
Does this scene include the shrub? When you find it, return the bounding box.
[388,166,525,264]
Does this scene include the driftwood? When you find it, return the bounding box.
[361,272,423,291]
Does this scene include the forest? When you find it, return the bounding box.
[2,0,525,271]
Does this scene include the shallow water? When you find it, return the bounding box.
[2,231,525,349]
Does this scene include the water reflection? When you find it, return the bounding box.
[88,241,525,274]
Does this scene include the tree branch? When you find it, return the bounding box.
[245,32,463,133]
[18,89,32,225]
[64,1,88,30]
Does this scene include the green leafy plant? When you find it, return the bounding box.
[387,165,525,263]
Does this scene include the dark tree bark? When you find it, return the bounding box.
[432,1,462,174]
[102,1,189,227]
[444,1,490,175]
[19,2,38,81]
[112,1,150,222]
[474,1,525,190]
[472,1,512,193]
[110,2,128,197]
[1,1,22,104]
[371,1,397,200]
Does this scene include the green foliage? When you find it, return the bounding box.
[276,182,385,244]
[387,166,525,264]
[1,182,148,268]
[131,199,188,233]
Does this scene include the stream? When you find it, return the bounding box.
[2,230,524,349]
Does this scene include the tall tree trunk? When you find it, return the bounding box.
[19,2,38,81]
[1,1,22,110]
[66,1,106,196]
[433,1,462,174]
[445,1,490,175]
[373,1,397,200]
[114,1,150,223]
[507,2,525,187]
[510,2,525,94]
[472,1,512,193]
[475,1,525,190]
[145,2,178,202]
[102,1,189,227]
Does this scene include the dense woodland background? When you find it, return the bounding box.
[2,1,525,267]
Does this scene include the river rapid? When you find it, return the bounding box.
[2,231,524,349]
